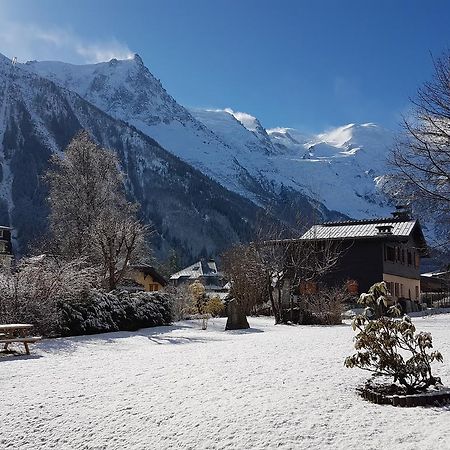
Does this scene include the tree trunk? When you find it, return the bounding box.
[225,300,250,330]
[268,285,281,324]
[277,288,285,323]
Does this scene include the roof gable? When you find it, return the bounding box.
[131,265,167,286]
[170,259,220,280]
[301,217,428,250]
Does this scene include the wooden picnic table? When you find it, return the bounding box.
[0,324,41,355]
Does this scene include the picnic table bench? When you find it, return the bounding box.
[0,324,42,355]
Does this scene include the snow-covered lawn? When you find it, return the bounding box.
[1,315,450,450]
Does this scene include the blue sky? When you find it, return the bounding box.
[1,0,449,132]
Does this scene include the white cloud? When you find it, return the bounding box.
[0,17,133,64]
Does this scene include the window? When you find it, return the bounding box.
[407,251,412,266]
[415,254,420,269]
[400,284,404,298]
[415,286,419,300]
[401,249,405,264]
[385,246,395,262]
[394,283,400,297]
[0,242,6,253]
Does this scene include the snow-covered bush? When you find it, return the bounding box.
[58,290,172,336]
[188,280,210,329]
[357,281,391,318]
[0,255,172,337]
[345,282,444,394]
[0,256,97,336]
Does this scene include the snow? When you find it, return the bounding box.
[23,55,395,220]
[1,314,449,449]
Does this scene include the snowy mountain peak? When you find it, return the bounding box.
[315,122,390,149]
[24,53,193,127]
[224,109,258,132]
[267,127,311,150]
[131,53,144,65]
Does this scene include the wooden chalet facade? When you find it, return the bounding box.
[300,216,428,306]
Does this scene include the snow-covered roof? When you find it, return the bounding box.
[301,218,418,240]
[170,259,221,280]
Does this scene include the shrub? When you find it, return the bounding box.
[357,281,390,318]
[287,285,346,325]
[204,295,225,317]
[58,290,172,336]
[0,256,97,336]
[0,255,173,337]
[345,282,443,394]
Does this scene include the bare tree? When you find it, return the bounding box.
[45,131,149,291]
[222,244,267,330]
[392,51,450,241]
[164,284,193,321]
[254,222,346,324]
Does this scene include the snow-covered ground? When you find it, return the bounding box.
[1,315,449,450]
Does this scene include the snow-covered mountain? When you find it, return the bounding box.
[266,122,394,217]
[24,55,350,221]
[0,52,276,260]
[26,54,393,220]
[191,109,393,218]
[24,55,271,201]
[0,51,400,259]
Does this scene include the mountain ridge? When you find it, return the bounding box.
[24,54,392,221]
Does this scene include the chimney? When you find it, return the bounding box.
[391,205,411,221]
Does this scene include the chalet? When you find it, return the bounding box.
[0,226,13,270]
[170,259,228,299]
[300,215,429,309]
[126,265,167,292]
